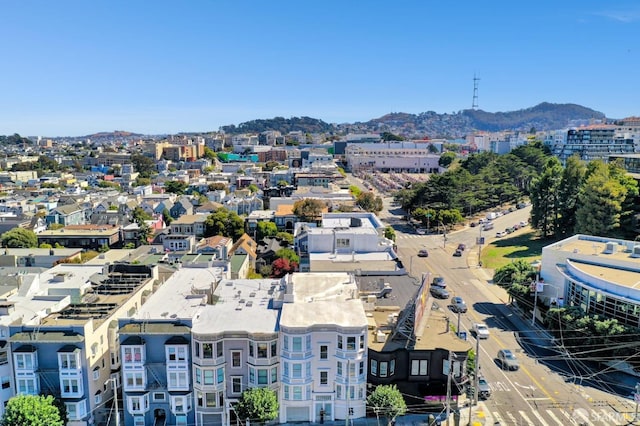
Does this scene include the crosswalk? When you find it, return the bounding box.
[485,407,632,425]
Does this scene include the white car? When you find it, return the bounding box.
[416,228,427,235]
[473,323,490,339]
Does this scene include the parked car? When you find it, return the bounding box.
[453,249,463,257]
[430,286,450,299]
[473,323,490,339]
[519,220,528,227]
[470,221,478,227]
[432,276,446,288]
[416,228,427,235]
[496,231,507,238]
[497,349,520,371]
[418,249,429,257]
[457,243,466,251]
[477,376,491,399]
[450,296,467,313]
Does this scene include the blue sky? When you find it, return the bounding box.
[2,1,639,136]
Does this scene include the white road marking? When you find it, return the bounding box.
[545,409,565,425]
[517,410,536,425]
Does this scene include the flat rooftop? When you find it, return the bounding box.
[545,235,640,266]
[567,260,640,289]
[280,273,368,329]
[192,278,280,335]
[136,266,225,320]
[309,252,400,273]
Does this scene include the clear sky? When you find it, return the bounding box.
[2,1,639,137]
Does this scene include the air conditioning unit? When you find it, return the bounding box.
[604,242,616,254]
[632,246,640,258]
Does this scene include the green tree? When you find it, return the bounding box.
[275,248,299,264]
[132,206,152,222]
[384,226,396,241]
[293,198,326,222]
[247,183,259,193]
[356,192,383,213]
[367,384,407,426]
[556,154,586,236]
[208,182,228,192]
[164,180,189,195]
[1,394,64,426]
[131,154,157,178]
[275,232,294,246]
[162,208,174,225]
[609,159,640,238]
[205,208,245,240]
[234,387,279,425]
[438,151,456,168]
[134,177,151,187]
[530,157,563,238]
[256,221,278,241]
[263,161,280,171]
[575,161,627,237]
[492,259,535,289]
[1,228,38,248]
[381,132,405,141]
[349,185,362,197]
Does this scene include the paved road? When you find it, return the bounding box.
[391,211,639,425]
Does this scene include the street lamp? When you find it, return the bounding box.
[105,377,120,426]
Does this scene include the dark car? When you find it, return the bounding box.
[453,249,462,257]
[418,249,429,257]
[432,276,446,288]
[450,296,467,313]
[457,243,466,251]
[430,286,450,299]
[470,221,478,227]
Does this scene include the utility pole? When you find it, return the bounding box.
[445,351,453,426]
[468,335,481,425]
[457,311,462,339]
[531,269,542,326]
[106,377,120,426]
[635,382,640,421]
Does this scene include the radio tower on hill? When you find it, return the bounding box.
[472,74,480,110]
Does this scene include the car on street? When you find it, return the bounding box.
[418,249,429,257]
[473,323,490,339]
[457,243,466,251]
[477,376,491,399]
[416,228,427,235]
[430,286,450,299]
[453,249,463,257]
[450,296,467,313]
[432,276,446,288]
[470,221,478,227]
[519,220,528,227]
[497,349,520,371]
[495,231,507,238]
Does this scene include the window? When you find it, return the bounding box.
[62,379,81,395]
[217,341,223,357]
[337,361,343,377]
[93,367,100,380]
[134,416,145,426]
[197,391,218,408]
[320,345,328,359]
[370,359,377,376]
[359,361,364,376]
[271,341,277,357]
[168,371,189,389]
[293,386,303,400]
[203,369,215,385]
[17,378,37,394]
[0,351,7,365]
[129,395,148,413]
[167,346,187,362]
[231,351,241,367]
[336,238,350,248]
[258,369,268,385]
[249,343,254,357]
[95,392,102,404]
[123,346,143,363]
[203,343,213,358]
[347,337,356,350]
[411,360,428,376]
[283,336,289,351]
[257,342,268,358]
[390,359,395,376]
[1,377,10,389]
[292,364,302,378]
[217,367,224,384]
[271,367,277,383]
[359,335,365,350]
[232,377,242,394]
[59,353,78,369]
[15,353,34,370]
[172,395,190,414]
[153,392,166,402]
[337,336,343,350]
[124,371,145,389]
[379,361,388,377]
[292,337,302,351]
[320,371,328,385]
[284,385,289,400]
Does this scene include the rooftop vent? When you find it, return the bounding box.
[632,246,640,258]
[246,301,253,307]
[604,242,617,254]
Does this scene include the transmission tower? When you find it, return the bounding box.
[472,74,480,110]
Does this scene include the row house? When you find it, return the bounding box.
[170,215,207,237]
[45,203,87,227]
[223,194,263,216]
[117,269,367,426]
[8,263,158,426]
[37,225,122,251]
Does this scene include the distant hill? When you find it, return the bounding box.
[85,130,144,139]
[219,103,606,138]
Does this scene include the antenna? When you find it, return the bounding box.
[472,74,480,110]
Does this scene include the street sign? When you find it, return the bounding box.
[476,237,485,245]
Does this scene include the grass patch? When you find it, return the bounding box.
[481,230,559,270]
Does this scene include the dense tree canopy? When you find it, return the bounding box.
[367,384,407,426]
[164,180,189,195]
[204,208,245,240]
[234,387,279,424]
[293,198,326,223]
[438,151,456,168]
[1,228,38,248]
[131,154,157,178]
[256,221,278,241]
[356,191,383,213]
[1,394,64,426]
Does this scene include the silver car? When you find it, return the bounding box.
[497,349,520,371]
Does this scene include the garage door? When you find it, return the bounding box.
[286,406,310,422]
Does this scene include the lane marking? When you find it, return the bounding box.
[545,409,565,425]
[518,410,536,426]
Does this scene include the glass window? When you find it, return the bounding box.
[271,367,277,383]
[390,359,395,376]
[320,345,328,359]
[258,369,268,385]
[257,343,268,358]
[320,371,328,385]
[231,351,241,367]
[203,343,213,359]
[380,362,388,377]
[292,364,302,378]
[292,337,302,351]
[271,341,277,357]
[347,337,356,350]
[337,336,343,350]
[216,341,223,357]
[359,335,365,349]
[249,343,254,357]
[203,370,215,385]
[411,360,428,376]
[217,368,224,384]
[232,377,242,394]
[371,359,377,376]
[293,386,303,400]
[359,361,364,376]
[337,361,343,376]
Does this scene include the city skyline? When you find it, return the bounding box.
[2,0,639,137]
